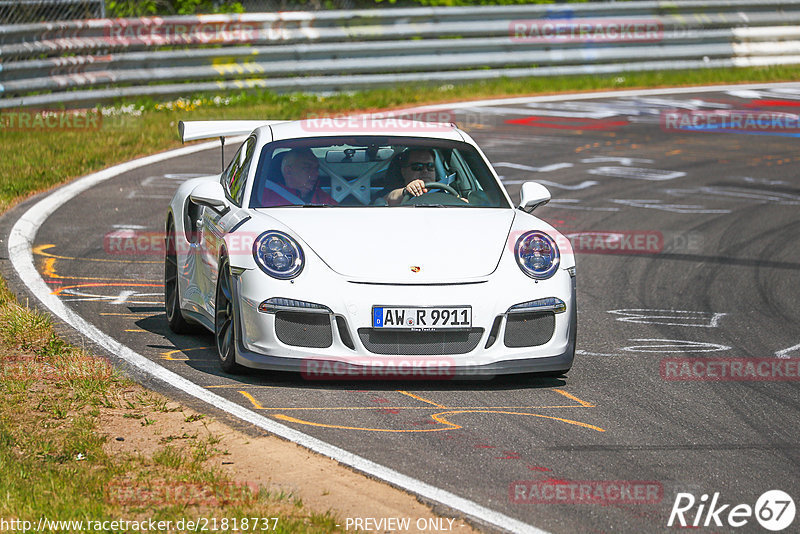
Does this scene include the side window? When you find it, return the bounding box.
[221,137,255,207]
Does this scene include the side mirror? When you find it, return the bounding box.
[518,181,551,213]
[190,181,229,214]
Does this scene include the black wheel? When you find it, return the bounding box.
[215,257,244,374]
[165,221,195,334]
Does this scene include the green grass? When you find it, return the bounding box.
[0,287,339,530]
[0,65,797,530]
[0,335,341,532]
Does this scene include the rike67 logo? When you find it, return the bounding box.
[668,490,795,531]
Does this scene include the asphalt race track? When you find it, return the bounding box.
[4,85,800,533]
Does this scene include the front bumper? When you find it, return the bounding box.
[230,267,576,377]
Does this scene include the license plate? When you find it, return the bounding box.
[372,306,472,330]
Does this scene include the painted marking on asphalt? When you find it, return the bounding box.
[273,410,606,433]
[506,115,629,131]
[232,404,588,411]
[100,312,159,317]
[547,199,620,212]
[664,186,800,205]
[239,391,266,410]
[611,199,731,214]
[204,384,277,389]
[501,179,599,190]
[553,389,594,407]
[433,411,605,433]
[112,290,137,305]
[493,161,574,173]
[576,350,623,357]
[620,339,732,353]
[579,156,654,166]
[398,391,446,408]
[588,167,687,181]
[41,256,159,283]
[775,343,800,359]
[608,309,727,328]
[272,414,451,433]
[743,176,789,186]
[160,346,214,361]
[52,282,162,305]
[34,243,159,264]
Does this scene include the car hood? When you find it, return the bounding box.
[253,208,516,283]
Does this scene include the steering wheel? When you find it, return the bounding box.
[402,182,461,201]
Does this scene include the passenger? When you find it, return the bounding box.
[260,148,337,206]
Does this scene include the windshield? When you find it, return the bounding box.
[248,136,510,208]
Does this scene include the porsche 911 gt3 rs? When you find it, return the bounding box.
[165,118,576,378]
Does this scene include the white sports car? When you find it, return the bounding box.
[165,119,576,378]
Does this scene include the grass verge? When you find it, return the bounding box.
[0,65,797,529]
[0,277,339,531]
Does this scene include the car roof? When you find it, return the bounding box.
[266,118,467,143]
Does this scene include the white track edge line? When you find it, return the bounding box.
[7,141,543,534]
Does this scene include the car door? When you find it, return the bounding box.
[199,136,256,318]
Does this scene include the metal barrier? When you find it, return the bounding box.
[2,1,800,108]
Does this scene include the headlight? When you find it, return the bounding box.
[515,230,560,280]
[253,231,304,279]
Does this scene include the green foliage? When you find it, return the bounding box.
[107,0,244,18]
[383,0,586,5]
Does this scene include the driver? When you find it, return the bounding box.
[382,148,437,206]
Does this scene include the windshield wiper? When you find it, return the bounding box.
[300,203,333,207]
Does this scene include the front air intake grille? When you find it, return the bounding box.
[357,328,483,355]
[504,312,555,348]
[275,311,333,348]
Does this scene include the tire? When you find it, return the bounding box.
[164,221,195,334]
[215,257,244,374]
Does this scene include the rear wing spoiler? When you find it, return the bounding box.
[179,119,288,172]
[178,120,287,142]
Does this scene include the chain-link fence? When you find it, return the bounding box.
[0,0,104,24]
[0,0,460,25]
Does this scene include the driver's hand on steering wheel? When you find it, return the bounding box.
[403,179,428,197]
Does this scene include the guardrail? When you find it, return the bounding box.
[2,0,800,109]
